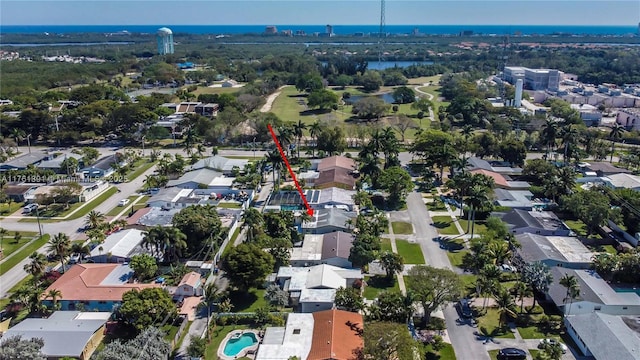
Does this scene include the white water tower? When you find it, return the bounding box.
[514,79,523,108]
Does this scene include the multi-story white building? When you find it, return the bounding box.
[504,66,561,90]
[617,108,640,130]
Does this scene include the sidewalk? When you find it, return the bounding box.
[386,217,407,295]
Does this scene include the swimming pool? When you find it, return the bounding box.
[223,332,258,357]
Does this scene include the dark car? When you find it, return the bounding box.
[456,298,473,318]
[497,348,527,360]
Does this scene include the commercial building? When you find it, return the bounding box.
[503,66,561,90]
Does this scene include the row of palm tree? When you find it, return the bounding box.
[357,127,401,187]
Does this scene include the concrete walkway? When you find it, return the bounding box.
[386,219,407,295]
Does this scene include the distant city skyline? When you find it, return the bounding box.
[1,0,639,26]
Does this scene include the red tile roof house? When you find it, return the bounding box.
[41,264,161,311]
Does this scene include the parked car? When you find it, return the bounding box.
[455,298,473,318]
[538,339,567,353]
[23,203,39,214]
[118,199,130,207]
[497,348,527,360]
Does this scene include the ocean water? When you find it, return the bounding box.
[1,24,638,36]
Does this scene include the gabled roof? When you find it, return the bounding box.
[470,168,508,188]
[1,152,48,169]
[147,187,193,205]
[178,272,201,288]
[84,154,121,171]
[548,268,640,307]
[466,156,493,171]
[37,153,83,169]
[606,173,640,189]
[2,311,111,358]
[493,189,533,208]
[89,229,145,259]
[307,309,364,360]
[585,162,632,174]
[317,187,356,206]
[2,184,35,196]
[566,313,640,360]
[303,208,356,230]
[315,168,356,189]
[321,231,354,261]
[500,209,568,232]
[317,156,356,172]
[166,168,223,187]
[306,265,347,289]
[42,264,160,302]
[189,155,248,172]
[515,233,593,265]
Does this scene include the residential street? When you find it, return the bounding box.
[405,191,492,360]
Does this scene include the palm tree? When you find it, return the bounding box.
[0,227,8,253]
[609,122,625,163]
[45,289,63,310]
[381,127,400,168]
[265,150,284,189]
[560,124,579,166]
[293,119,306,159]
[242,208,264,242]
[521,261,553,308]
[512,281,533,313]
[23,252,47,278]
[541,118,558,160]
[47,233,71,274]
[202,282,222,339]
[142,226,187,263]
[487,241,511,266]
[308,121,322,158]
[493,287,517,327]
[466,184,491,240]
[559,274,580,316]
[10,128,24,150]
[86,210,106,229]
[277,125,294,157]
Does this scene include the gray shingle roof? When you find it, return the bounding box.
[1,152,48,169]
[321,231,354,260]
[2,311,110,358]
[548,268,640,307]
[166,168,222,187]
[515,233,592,265]
[501,209,567,232]
[566,312,640,360]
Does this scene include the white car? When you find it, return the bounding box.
[118,199,130,207]
[538,339,567,353]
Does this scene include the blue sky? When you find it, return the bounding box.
[1,0,639,26]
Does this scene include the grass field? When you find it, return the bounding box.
[391,221,413,235]
[381,238,392,253]
[431,216,462,235]
[227,288,266,312]
[0,202,24,216]
[20,187,118,222]
[363,275,399,300]
[190,85,242,96]
[475,308,515,339]
[0,275,34,309]
[126,159,157,181]
[395,240,425,264]
[425,343,456,360]
[0,232,38,258]
[0,234,50,276]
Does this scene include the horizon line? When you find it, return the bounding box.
[1,24,637,27]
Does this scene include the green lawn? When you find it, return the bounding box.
[20,187,118,222]
[381,238,392,253]
[427,200,447,211]
[269,86,308,123]
[190,85,241,96]
[106,195,140,216]
[459,274,478,297]
[0,232,38,258]
[586,243,618,254]
[457,220,486,236]
[0,202,24,216]
[227,288,267,312]
[217,202,242,209]
[363,275,399,300]
[0,275,34,310]
[487,349,499,360]
[395,240,425,264]
[204,324,249,360]
[447,248,468,269]
[391,221,413,235]
[0,235,50,276]
[126,160,157,181]
[564,219,602,240]
[431,216,462,235]
[475,308,515,339]
[425,343,456,360]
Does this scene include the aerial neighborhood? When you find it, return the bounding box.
[1,17,640,360]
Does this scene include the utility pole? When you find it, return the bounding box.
[26,134,32,154]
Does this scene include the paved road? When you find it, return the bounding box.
[405,192,491,360]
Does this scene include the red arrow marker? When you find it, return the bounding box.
[268,124,314,216]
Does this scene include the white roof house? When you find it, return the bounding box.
[289,234,324,266]
[166,169,226,189]
[2,311,111,360]
[256,313,314,360]
[604,173,640,191]
[88,229,151,263]
[514,234,594,269]
[276,264,362,313]
[565,312,640,359]
[189,155,248,175]
[314,187,356,211]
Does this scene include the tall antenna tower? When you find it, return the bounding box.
[378,0,386,63]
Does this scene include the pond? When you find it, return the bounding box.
[344,93,396,105]
[366,61,434,70]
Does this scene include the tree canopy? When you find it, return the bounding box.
[222,243,275,290]
[119,288,177,331]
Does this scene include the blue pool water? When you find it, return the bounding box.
[223,333,258,357]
